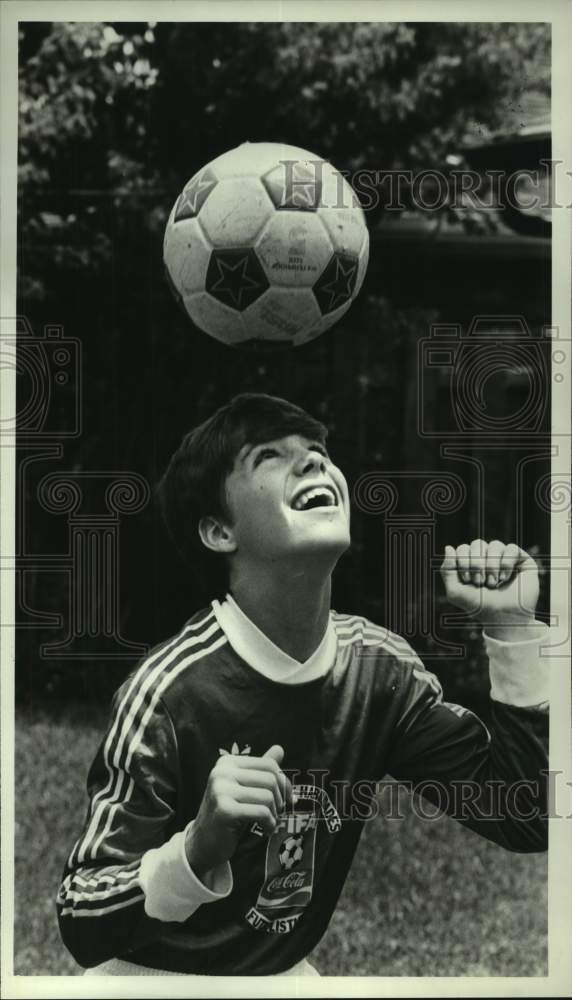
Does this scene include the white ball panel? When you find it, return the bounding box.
[319,161,360,212]
[318,164,368,257]
[300,298,354,345]
[256,212,334,288]
[185,292,246,345]
[198,177,272,247]
[355,228,370,295]
[164,216,212,296]
[243,287,321,342]
[319,205,368,259]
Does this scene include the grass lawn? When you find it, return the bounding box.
[14,705,547,977]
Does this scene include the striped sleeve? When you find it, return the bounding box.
[57,611,227,968]
[58,861,144,919]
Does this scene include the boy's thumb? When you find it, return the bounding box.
[264,744,284,766]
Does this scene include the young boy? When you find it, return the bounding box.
[57,393,549,976]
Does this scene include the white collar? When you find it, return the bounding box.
[212,592,337,685]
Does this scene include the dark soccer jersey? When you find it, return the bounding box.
[57,605,548,975]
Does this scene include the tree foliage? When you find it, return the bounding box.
[18,21,550,304]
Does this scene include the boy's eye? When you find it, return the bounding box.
[252,442,329,466]
[254,447,279,465]
[309,443,329,459]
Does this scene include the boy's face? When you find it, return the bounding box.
[221,433,351,567]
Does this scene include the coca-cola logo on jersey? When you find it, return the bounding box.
[248,787,341,935]
[266,871,307,895]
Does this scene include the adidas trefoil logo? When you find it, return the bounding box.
[218,741,251,757]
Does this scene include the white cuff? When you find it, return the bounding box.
[139,822,233,922]
[484,622,550,708]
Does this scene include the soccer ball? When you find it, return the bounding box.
[279,835,304,870]
[163,142,369,348]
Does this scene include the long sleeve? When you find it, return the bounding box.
[56,687,231,968]
[385,626,549,853]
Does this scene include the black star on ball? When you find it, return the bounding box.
[206,249,269,311]
[313,253,359,315]
[174,168,218,221]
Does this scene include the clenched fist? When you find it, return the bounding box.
[185,745,292,877]
[440,539,542,639]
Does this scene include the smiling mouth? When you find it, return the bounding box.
[291,485,339,511]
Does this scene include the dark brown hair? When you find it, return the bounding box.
[157,393,327,594]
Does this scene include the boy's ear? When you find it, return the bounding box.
[198,515,237,554]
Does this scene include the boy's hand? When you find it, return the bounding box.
[440,539,542,640]
[185,745,292,878]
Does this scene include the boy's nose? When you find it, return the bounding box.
[297,452,326,476]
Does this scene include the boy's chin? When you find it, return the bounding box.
[294,530,351,558]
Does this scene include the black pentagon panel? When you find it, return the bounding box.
[262,160,322,212]
[206,249,270,311]
[174,167,218,221]
[312,253,359,315]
